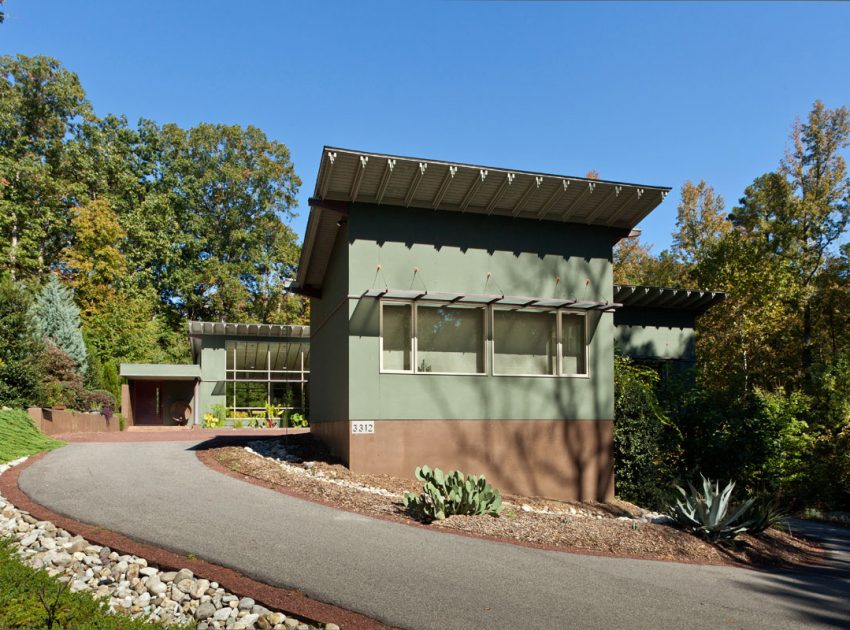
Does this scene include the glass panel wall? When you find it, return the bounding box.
[225,340,309,422]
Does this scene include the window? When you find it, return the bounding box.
[381,302,412,371]
[224,340,309,420]
[416,305,485,374]
[378,300,588,377]
[493,309,557,375]
[561,313,587,375]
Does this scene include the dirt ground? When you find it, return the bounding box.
[206,434,822,569]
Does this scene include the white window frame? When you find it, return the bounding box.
[413,302,488,376]
[378,299,590,378]
[558,311,590,378]
[379,300,414,373]
[491,307,560,378]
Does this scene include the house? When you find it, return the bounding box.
[119,322,309,427]
[294,147,724,501]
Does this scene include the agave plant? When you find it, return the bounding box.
[403,465,503,521]
[667,475,757,542]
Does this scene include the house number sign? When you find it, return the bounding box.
[351,421,375,434]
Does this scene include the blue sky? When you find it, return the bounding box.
[3,1,850,250]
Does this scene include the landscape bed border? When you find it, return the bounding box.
[0,452,391,630]
[198,442,826,571]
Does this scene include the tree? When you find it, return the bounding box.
[0,274,45,407]
[126,121,302,323]
[731,101,850,380]
[671,180,731,272]
[61,198,127,314]
[33,274,88,374]
[0,55,92,279]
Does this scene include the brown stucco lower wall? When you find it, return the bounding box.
[121,384,134,427]
[315,419,614,502]
[27,407,121,436]
[310,420,351,466]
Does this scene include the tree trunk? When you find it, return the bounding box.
[802,299,813,390]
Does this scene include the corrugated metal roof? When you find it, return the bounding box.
[315,147,670,226]
[613,284,726,312]
[296,147,672,294]
[187,321,310,338]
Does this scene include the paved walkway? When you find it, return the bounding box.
[18,440,850,630]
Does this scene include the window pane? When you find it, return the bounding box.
[493,310,556,375]
[561,314,587,375]
[416,305,484,373]
[382,303,412,371]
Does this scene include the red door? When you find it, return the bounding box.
[133,381,162,425]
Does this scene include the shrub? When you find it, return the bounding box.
[202,413,222,429]
[667,475,757,542]
[403,465,503,521]
[0,274,45,408]
[613,356,679,508]
[0,538,171,629]
[289,412,308,428]
[747,497,789,534]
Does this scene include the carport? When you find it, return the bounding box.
[119,364,202,427]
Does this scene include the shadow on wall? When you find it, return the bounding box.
[349,203,626,264]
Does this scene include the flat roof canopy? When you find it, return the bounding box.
[297,147,671,294]
[614,284,726,313]
[120,363,201,381]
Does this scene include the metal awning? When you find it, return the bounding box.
[614,284,726,312]
[296,147,671,294]
[353,289,621,312]
[188,321,311,362]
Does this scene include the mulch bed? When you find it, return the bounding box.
[204,434,823,569]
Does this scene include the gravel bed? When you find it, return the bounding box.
[0,457,337,630]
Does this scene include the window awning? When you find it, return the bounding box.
[354,289,621,312]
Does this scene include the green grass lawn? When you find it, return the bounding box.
[0,409,65,464]
[0,539,182,629]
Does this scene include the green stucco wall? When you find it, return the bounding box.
[198,336,227,417]
[614,307,697,362]
[311,203,624,423]
[309,224,350,424]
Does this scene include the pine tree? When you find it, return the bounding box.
[33,274,88,374]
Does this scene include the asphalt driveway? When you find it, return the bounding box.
[18,440,850,630]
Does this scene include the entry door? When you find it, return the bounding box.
[134,381,162,425]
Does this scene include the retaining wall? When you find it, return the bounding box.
[27,407,121,436]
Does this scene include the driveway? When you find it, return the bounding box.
[18,440,850,630]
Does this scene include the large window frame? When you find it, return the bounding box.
[379,299,589,378]
[380,300,488,376]
[225,341,309,420]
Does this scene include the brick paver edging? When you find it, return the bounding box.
[0,452,392,630]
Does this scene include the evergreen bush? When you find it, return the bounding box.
[33,275,88,375]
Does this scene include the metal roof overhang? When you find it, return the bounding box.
[188,321,311,361]
[613,284,726,313]
[354,289,621,312]
[296,147,671,295]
